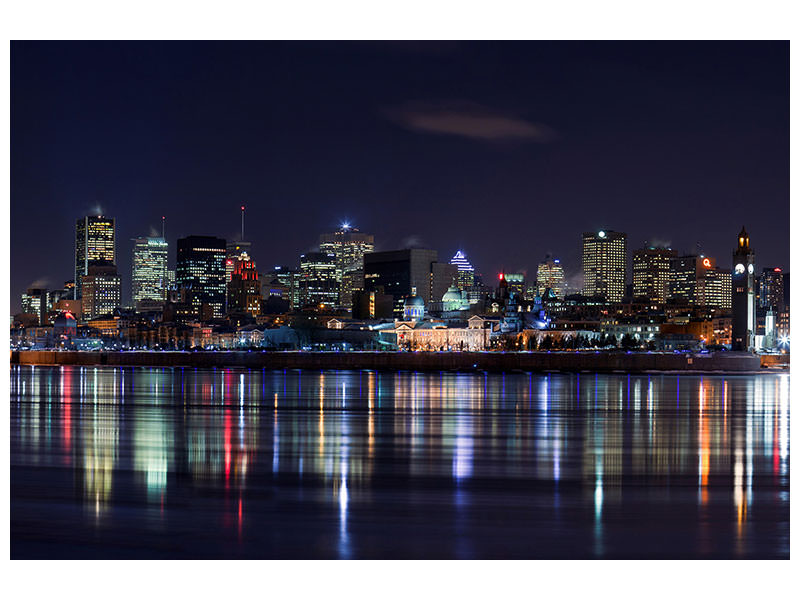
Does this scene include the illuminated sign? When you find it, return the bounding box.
[702,258,711,268]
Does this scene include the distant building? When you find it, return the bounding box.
[80,262,121,320]
[732,227,756,351]
[299,252,338,309]
[21,288,48,325]
[632,247,676,304]
[319,224,374,309]
[226,240,252,281]
[759,267,785,310]
[536,257,565,298]
[132,236,168,303]
[75,215,115,299]
[449,250,475,289]
[269,266,302,310]
[582,230,627,302]
[669,255,731,311]
[352,287,395,319]
[227,252,261,317]
[176,236,227,319]
[364,249,456,316]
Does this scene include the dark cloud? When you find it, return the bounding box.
[386,101,557,142]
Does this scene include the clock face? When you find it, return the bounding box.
[748,264,754,274]
[735,263,745,274]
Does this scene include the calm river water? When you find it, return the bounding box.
[10,365,789,559]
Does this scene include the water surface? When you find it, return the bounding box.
[10,365,790,558]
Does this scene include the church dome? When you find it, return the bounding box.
[405,294,425,308]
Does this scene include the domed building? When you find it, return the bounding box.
[403,289,425,321]
[441,285,469,312]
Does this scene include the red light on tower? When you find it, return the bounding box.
[774,267,782,272]
[498,273,504,281]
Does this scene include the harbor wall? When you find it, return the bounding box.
[10,350,766,373]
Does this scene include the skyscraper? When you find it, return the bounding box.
[132,236,169,304]
[299,252,339,308]
[632,247,676,304]
[668,254,730,311]
[732,227,756,351]
[80,262,121,320]
[75,215,115,299]
[449,250,475,289]
[20,288,47,325]
[319,224,375,309]
[176,236,227,319]
[227,252,261,316]
[364,249,455,316]
[582,230,627,302]
[759,267,785,310]
[536,257,566,298]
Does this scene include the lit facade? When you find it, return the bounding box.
[80,263,121,320]
[319,226,374,309]
[132,236,168,303]
[176,236,227,319]
[669,255,731,311]
[227,252,261,316]
[226,240,252,281]
[299,252,338,308]
[536,258,565,298]
[21,288,47,325]
[449,250,475,289]
[75,215,115,299]
[632,247,675,304]
[582,230,627,302]
[759,267,784,310]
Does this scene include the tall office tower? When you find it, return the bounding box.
[632,247,676,304]
[318,224,375,308]
[364,249,456,316]
[176,236,227,319]
[582,230,627,302]
[449,250,475,289]
[299,252,339,308]
[536,257,566,298]
[132,236,169,304]
[759,267,785,310]
[227,252,261,316]
[21,288,48,325]
[732,227,756,351]
[226,241,252,281]
[75,215,115,299]
[668,254,730,310]
[269,266,302,309]
[80,262,121,320]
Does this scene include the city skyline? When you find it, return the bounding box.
[10,41,789,313]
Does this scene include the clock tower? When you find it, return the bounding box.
[731,226,755,351]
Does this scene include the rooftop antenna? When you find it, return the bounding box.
[161,215,165,239]
[241,205,245,241]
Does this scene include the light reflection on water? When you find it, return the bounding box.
[10,365,790,559]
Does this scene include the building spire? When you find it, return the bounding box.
[241,205,245,241]
[161,215,165,239]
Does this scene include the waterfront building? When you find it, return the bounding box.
[582,230,627,302]
[732,227,756,351]
[299,252,338,309]
[632,247,676,304]
[319,224,374,309]
[364,248,456,316]
[449,250,475,289]
[132,236,169,304]
[379,314,490,351]
[75,215,115,299]
[536,257,565,298]
[227,251,261,317]
[80,262,121,320]
[176,236,227,319]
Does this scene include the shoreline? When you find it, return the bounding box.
[10,349,781,374]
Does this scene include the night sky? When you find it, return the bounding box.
[10,41,789,312]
